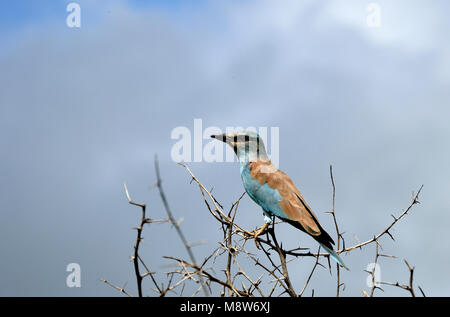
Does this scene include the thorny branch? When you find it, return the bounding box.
[327,165,344,296]
[103,160,425,297]
[124,182,149,297]
[154,155,209,296]
[341,185,424,253]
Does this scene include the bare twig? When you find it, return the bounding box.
[155,156,209,296]
[299,246,323,297]
[101,279,133,297]
[164,256,246,296]
[268,228,297,297]
[328,165,344,296]
[379,259,417,297]
[342,185,424,253]
[123,182,147,297]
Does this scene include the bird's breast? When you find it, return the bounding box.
[240,162,286,218]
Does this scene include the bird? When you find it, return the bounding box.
[211,130,348,270]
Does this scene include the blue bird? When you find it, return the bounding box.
[211,131,348,270]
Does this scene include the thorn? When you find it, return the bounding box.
[386,230,395,241]
[317,262,326,270]
[379,253,397,259]
[419,286,426,297]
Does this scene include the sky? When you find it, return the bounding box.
[1,0,449,297]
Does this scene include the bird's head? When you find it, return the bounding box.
[211,130,269,163]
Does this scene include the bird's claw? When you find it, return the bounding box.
[247,223,269,249]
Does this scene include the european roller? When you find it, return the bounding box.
[211,131,348,270]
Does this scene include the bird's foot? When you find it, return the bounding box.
[248,223,269,249]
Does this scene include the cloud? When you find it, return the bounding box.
[0,0,449,296]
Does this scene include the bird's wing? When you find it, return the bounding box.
[248,161,322,237]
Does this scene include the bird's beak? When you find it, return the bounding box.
[210,134,227,143]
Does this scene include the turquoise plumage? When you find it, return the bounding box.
[212,131,349,270]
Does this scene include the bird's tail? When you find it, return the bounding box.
[319,243,349,271]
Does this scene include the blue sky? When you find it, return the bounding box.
[1,0,449,297]
[0,0,205,28]
[0,0,209,48]
[0,0,207,59]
